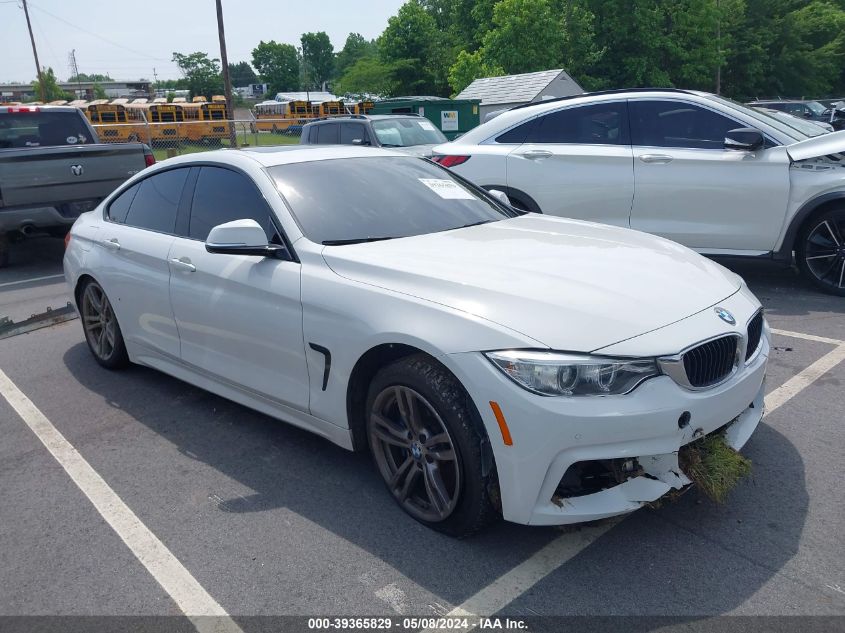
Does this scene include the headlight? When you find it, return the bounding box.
[485,350,660,396]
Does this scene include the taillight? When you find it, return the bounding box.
[64,232,71,249]
[6,106,39,113]
[433,155,470,168]
[143,147,155,167]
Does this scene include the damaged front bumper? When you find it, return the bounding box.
[448,329,769,526]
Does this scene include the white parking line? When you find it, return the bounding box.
[0,368,243,633]
[771,328,844,346]
[433,334,845,631]
[765,344,845,414]
[0,273,65,288]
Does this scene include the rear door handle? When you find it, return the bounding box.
[639,154,674,164]
[169,257,196,272]
[101,238,120,251]
[519,149,553,160]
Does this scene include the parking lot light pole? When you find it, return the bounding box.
[215,0,238,148]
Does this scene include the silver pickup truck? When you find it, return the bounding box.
[0,105,153,267]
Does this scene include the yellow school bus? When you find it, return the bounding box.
[146,102,185,144]
[86,101,148,143]
[173,101,230,145]
[318,100,344,117]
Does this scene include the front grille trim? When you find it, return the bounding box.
[657,333,742,391]
[683,334,738,388]
[745,310,764,363]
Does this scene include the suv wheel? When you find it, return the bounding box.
[365,354,499,537]
[797,208,845,296]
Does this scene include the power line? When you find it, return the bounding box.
[27,1,170,62]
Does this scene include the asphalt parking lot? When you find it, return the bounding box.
[0,250,843,632]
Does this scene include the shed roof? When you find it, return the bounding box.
[455,69,570,105]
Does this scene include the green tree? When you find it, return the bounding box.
[171,51,223,100]
[92,82,108,99]
[228,61,257,87]
[335,33,377,79]
[379,0,447,95]
[251,41,300,94]
[482,0,560,74]
[448,49,503,94]
[68,72,114,83]
[31,67,72,101]
[301,31,335,90]
[336,57,395,96]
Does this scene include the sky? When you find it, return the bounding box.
[0,0,406,83]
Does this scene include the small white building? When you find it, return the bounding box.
[455,69,584,120]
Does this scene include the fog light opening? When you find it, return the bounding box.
[553,458,643,505]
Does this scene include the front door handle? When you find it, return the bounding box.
[519,149,553,160]
[639,153,674,164]
[169,256,196,272]
[101,238,120,251]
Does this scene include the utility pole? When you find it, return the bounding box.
[69,49,82,98]
[22,0,46,102]
[215,0,237,147]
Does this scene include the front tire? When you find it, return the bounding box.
[797,208,845,296]
[79,279,129,369]
[365,354,499,537]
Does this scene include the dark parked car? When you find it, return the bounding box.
[747,99,845,130]
[300,114,448,156]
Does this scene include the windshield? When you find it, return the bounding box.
[806,101,827,115]
[753,107,827,137]
[702,94,806,142]
[372,118,448,147]
[269,157,516,245]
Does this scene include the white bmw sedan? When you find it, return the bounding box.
[64,146,769,536]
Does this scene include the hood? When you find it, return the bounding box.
[786,129,845,161]
[322,215,741,352]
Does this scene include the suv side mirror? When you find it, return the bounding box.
[205,219,287,258]
[724,128,764,151]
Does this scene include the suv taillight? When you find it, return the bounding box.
[433,155,470,168]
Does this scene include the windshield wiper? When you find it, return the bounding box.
[321,236,396,246]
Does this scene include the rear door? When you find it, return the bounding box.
[504,100,634,227]
[95,166,192,359]
[167,165,309,411]
[628,98,789,252]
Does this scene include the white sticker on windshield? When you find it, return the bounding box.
[418,120,436,131]
[419,178,475,200]
[66,136,78,144]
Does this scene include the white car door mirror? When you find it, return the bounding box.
[488,189,512,206]
[205,219,287,258]
[724,128,764,151]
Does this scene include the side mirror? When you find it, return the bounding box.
[205,219,287,258]
[724,128,764,151]
[488,188,511,206]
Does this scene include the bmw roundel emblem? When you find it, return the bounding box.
[714,307,736,325]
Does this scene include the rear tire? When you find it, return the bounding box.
[79,279,130,369]
[796,207,845,296]
[365,354,499,537]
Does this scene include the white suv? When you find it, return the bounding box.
[433,89,845,295]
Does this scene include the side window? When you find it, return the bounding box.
[525,102,629,145]
[107,183,140,223]
[629,100,741,150]
[188,166,278,242]
[123,168,189,233]
[315,124,339,144]
[495,119,535,144]
[340,123,368,145]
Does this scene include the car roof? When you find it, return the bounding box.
[306,114,423,124]
[157,145,409,169]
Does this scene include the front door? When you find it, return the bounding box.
[167,165,310,412]
[628,99,790,253]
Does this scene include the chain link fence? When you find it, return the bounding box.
[92,118,305,161]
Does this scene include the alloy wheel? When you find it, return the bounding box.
[81,283,117,361]
[368,385,461,522]
[803,217,845,291]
